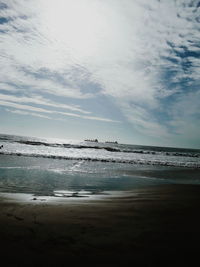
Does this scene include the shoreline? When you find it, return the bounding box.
[0,189,137,205]
[1,184,200,266]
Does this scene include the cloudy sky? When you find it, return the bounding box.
[0,0,200,148]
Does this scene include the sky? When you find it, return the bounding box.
[0,0,200,148]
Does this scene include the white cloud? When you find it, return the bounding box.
[0,0,199,145]
[0,100,54,113]
[119,102,170,138]
[169,90,200,125]
[0,100,119,123]
[0,93,90,114]
[0,57,93,99]
[5,108,53,120]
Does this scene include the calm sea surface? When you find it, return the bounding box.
[0,134,200,197]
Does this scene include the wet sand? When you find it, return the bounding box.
[1,184,200,266]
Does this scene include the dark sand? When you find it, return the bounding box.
[1,184,200,266]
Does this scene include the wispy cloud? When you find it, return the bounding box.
[0,100,119,123]
[0,0,199,146]
[168,90,200,142]
[5,108,53,120]
[0,93,90,114]
[91,0,200,143]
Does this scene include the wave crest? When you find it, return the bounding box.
[0,151,199,168]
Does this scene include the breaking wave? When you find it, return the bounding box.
[0,151,199,168]
[14,140,200,158]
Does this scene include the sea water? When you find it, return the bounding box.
[0,133,199,197]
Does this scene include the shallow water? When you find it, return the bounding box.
[0,154,200,197]
[0,134,199,197]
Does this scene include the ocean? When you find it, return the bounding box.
[0,133,200,197]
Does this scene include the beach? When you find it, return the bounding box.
[1,184,200,266]
[0,135,200,266]
[1,1,200,265]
